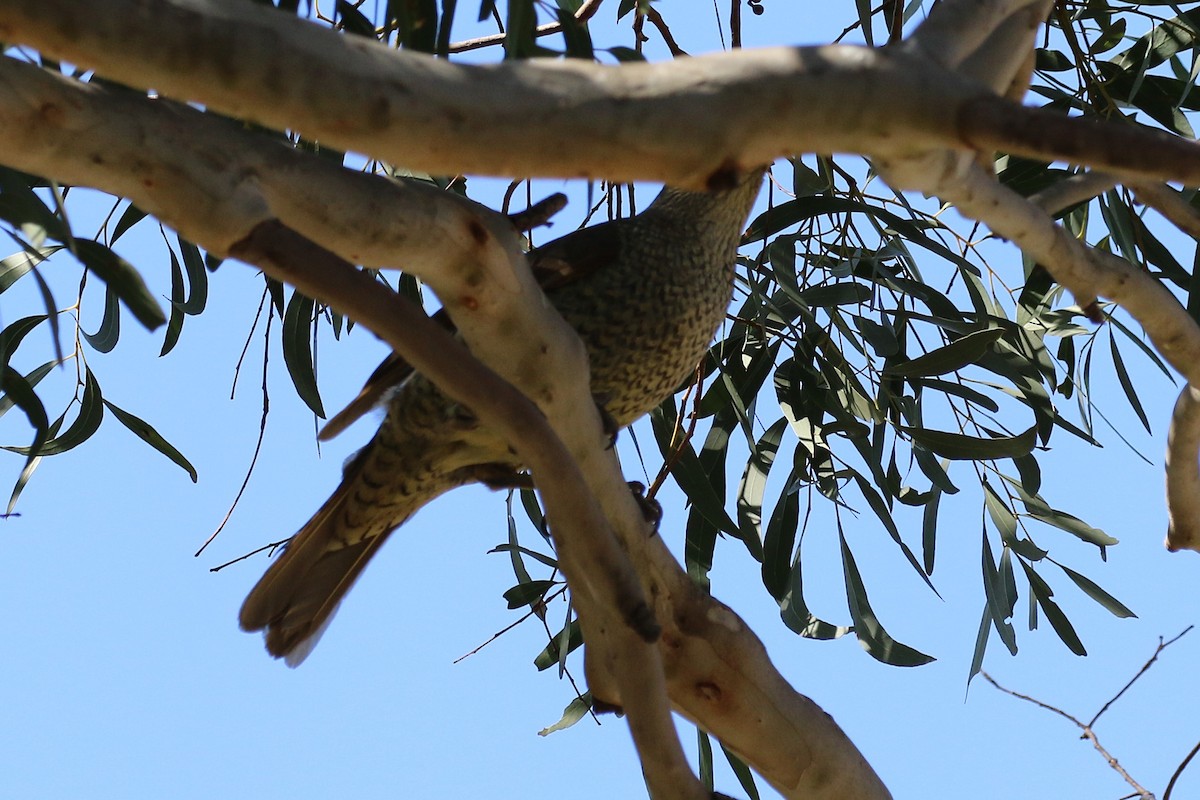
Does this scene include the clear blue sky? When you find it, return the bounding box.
[1,4,1197,799]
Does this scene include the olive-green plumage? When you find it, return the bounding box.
[239,173,763,663]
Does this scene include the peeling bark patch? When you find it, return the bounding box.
[706,603,743,632]
[466,218,489,247]
[695,681,722,702]
[38,102,64,126]
[366,95,390,131]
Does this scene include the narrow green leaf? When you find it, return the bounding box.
[282,291,326,417]
[720,744,761,800]
[555,7,594,59]
[110,203,146,242]
[1111,8,1200,72]
[335,0,377,36]
[1012,454,1041,495]
[504,0,544,58]
[840,533,935,666]
[883,328,1004,378]
[981,533,1018,655]
[1108,331,1152,434]
[761,484,799,601]
[903,425,1036,461]
[779,551,851,640]
[1020,561,1087,656]
[982,480,1018,542]
[967,602,991,684]
[0,314,48,369]
[605,45,645,62]
[104,400,198,481]
[177,236,208,316]
[911,378,1000,412]
[0,167,70,241]
[72,239,164,330]
[0,360,56,420]
[738,418,787,562]
[505,494,534,586]
[650,405,738,538]
[1056,563,1136,619]
[697,730,715,791]
[921,484,941,575]
[81,284,121,353]
[518,485,549,542]
[435,0,457,56]
[853,315,899,357]
[488,543,558,571]
[799,283,871,307]
[913,445,958,494]
[537,692,591,737]
[6,368,103,456]
[0,245,59,293]
[850,472,938,594]
[555,604,571,676]
[1,366,50,513]
[503,579,556,609]
[533,618,582,671]
[1000,474,1120,548]
[159,249,185,357]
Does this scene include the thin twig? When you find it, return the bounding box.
[230,285,270,400]
[980,671,1153,800]
[644,6,687,56]
[1164,739,1200,800]
[454,585,569,663]
[195,310,274,556]
[447,0,604,54]
[1089,626,1194,728]
[208,536,290,572]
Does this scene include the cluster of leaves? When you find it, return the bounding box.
[492,0,1200,684]
[0,164,199,509]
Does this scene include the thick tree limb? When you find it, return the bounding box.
[1166,386,1200,552]
[3,0,1200,188]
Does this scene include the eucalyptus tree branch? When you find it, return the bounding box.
[904,0,1051,96]
[1129,182,1200,241]
[1029,171,1119,216]
[904,0,1050,71]
[1166,387,1200,552]
[0,46,890,800]
[5,0,1200,189]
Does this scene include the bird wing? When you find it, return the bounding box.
[318,216,625,440]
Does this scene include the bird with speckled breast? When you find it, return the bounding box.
[239,170,764,664]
